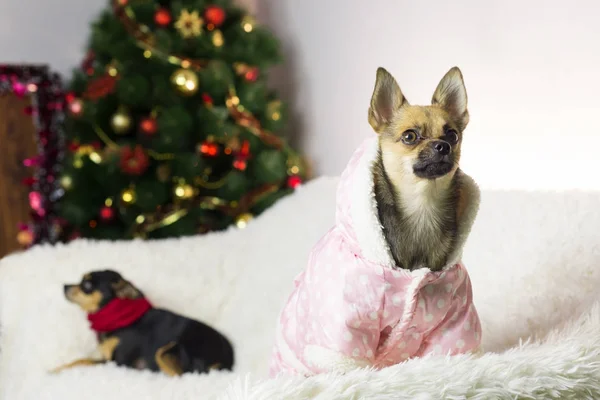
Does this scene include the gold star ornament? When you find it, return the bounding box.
[175,9,204,38]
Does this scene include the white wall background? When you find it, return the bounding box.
[2,0,600,190]
[257,0,600,190]
[0,0,104,77]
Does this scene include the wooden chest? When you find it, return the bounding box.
[0,93,38,259]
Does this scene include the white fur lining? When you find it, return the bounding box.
[303,345,371,373]
[349,136,396,268]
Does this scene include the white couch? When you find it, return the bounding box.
[2,177,600,399]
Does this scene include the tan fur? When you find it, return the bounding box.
[155,341,184,377]
[382,105,462,171]
[50,358,104,374]
[50,337,120,374]
[369,67,479,271]
[99,337,120,360]
[379,105,462,211]
[64,286,103,313]
[368,67,407,132]
[111,279,141,299]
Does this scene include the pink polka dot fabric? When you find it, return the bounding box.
[269,136,482,378]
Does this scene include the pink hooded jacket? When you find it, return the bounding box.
[269,136,482,377]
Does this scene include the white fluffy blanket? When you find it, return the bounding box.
[2,177,600,399]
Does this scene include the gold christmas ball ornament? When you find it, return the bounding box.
[89,151,103,164]
[73,156,84,169]
[241,15,255,32]
[106,62,119,77]
[267,100,282,121]
[17,230,34,246]
[170,68,199,96]
[173,182,195,200]
[235,212,253,229]
[121,188,137,205]
[212,30,224,47]
[60,175,73,190]
[110,109,132,134]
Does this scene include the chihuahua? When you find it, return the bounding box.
[52,269,234,376]
[369,66,479,272]
[269,67,482,377]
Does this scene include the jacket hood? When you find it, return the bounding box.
[334,135,395,268]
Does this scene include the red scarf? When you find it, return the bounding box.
[87,297,152,333]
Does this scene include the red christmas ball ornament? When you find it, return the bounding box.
[244,67,259,82]
[81,51,96,76]
[68,98,84,117]
[202,93,213,106]
[154,8,172,26]
[233,158,247,171]
[120,145,150,176]
[232,140,251,171]
[100,206,115,221]
[200,142,219,157]
[68,141,80,152]
[287,175,303,189]
[204,5,226,27]
[139,117,158,136]
[239,140,251,157]
[65,91,76,104]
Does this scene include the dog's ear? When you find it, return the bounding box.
[112,279,141,299]
[368,67,408,133]
[432,66,469,130]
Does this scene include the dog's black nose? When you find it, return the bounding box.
[433,141,451,155]
[63,285,71,295]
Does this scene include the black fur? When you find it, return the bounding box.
[97,308,234,374]
[65,270,234,375]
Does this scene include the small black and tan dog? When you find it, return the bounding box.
[52,269,234,376]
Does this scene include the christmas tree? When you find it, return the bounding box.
[59,0,307,240]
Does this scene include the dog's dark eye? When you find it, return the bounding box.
[401,130,419,145]
[81,281,93,293]
[445,129,459,145]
